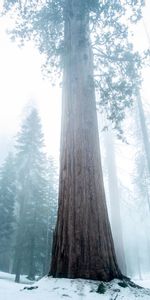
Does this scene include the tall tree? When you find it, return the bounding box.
[3,0,145,280]
[136,92,150,177]
[43,157,58,275]
[14,107,50,282]
[132,97,150,276]
[49,1,121,280]
[103,128,127,275]
[0,153,16,272]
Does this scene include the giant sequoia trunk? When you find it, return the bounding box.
[50,0,121,281]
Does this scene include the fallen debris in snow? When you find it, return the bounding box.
[22,286,38,291]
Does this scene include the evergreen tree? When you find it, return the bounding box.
[132,99,150,276]
[0,153,16,272]
[13,107,52,282]
[103,128,127,275]
[43,156,58,275]
[136,93,150,177]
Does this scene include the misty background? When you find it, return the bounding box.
[0,0,150,282]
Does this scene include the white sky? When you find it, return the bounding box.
[0,17,61,162]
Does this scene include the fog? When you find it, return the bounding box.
[0,19,61,162]
[0,0,150,288]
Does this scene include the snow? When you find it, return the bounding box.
[135,279,150,289]
[1,271,150,300]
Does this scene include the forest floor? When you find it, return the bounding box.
[1,271,150,299]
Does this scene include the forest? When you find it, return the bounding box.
[0,0,150,299]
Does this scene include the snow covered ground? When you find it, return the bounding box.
[1,271,150,299]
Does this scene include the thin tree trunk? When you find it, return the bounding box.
[14,221,23,283]
[104,129,127,275]
[135,236,142,280]
[28,236,35,280]
[137,93,150,176]
[50,0,121,281]
[14,194,26,283]
[28,200,37,280]
[43,220,52,276]
[15,254,22,283]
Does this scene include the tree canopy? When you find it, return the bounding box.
[2,0,146,136]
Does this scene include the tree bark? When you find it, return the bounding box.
[50,0,121,281]
[28,236,35,280]
[14,194,26,283]
[15,254,22,283]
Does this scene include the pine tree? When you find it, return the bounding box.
[43,157,58,275]
[136,93,150,177]
[132,98,150,276]
[103,128,127,275]
[0,153,16,272]
[14,107,51,282]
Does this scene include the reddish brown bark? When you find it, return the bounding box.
[50,0,121,281]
